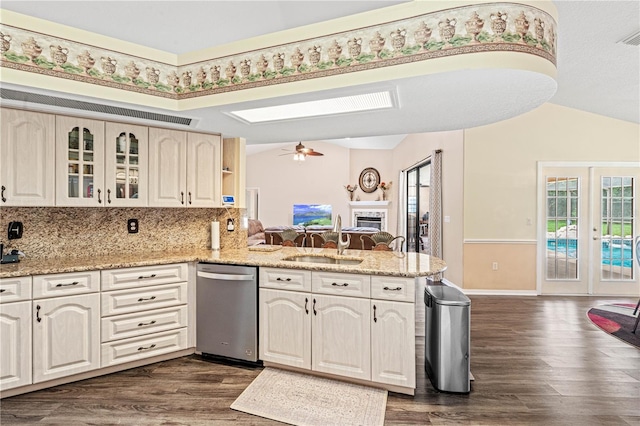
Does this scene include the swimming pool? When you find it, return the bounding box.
[547,239,633,268]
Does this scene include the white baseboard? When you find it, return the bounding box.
[421,278,538,296]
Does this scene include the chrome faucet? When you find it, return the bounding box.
[333,214,350,255]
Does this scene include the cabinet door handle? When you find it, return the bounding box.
[181,191,185,205]
[331,282,349,287]
[138,274,157,280]
[1,185,6,202]
[137,344,157,351]
[383,286,403,291]
[97,188,102,204]
[304,297,309,314]
[138,320,157,327]
[56,281,79,287]
[276,277,292,282]
[137,296,157,302]
[36,304,42,322]
[0,289,6,293]
[373,305,377,323]
[313,298,317,315]
[107,189,112,204]
[188,191,192,205]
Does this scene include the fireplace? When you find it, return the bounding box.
[352,209,386,231]
[356,216,382,230]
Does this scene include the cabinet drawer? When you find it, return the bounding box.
[260,268,311,292]
[101,263,188,291]
[0,276,32,303]
[102,282,187,316]
[101,328,187,367]
[101,305,188,343]
[371,276,415,302]
[33,271,100,299]
[312,272,370,298]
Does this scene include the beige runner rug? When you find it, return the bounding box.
[231,367,387,426]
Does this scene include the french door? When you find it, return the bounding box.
[406,162,431,253]
[540,164,639,296]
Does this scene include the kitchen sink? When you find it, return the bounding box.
[283,254,364,265]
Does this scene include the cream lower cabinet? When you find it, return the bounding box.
[259,288,311,369]
[32,292,101,383]
[0,300,32,391]
[100,264,188,367]
[312,294,370,380]
[371,300,415,388]
[259,268,416,393]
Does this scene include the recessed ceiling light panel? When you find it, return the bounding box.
[227,91,395,123]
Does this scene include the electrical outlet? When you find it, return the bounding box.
[227,218,235,232]
[492,262,498,271]
[127,219,139,234]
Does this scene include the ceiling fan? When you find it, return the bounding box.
[280,142,324,161]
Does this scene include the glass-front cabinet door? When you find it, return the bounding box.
[104,122,148,206]
[55,116,105,206]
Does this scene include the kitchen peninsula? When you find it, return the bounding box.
[0,247,445,397]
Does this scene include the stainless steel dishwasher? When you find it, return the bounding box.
[196,263,259,364]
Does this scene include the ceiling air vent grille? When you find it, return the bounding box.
[0,88,193,126]
[619,30,640,47]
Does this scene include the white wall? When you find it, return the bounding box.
[245,141,350,228]
[391,131,465,288]
[463,103,640,291]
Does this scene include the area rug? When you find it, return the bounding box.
[587,303,640,348]
[231,367,387,426]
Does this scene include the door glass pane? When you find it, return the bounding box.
[600,176,634,280]
[68,127,79,150]
[116,167,126,199]
[546,177,579,280]
[83,128,94,152]
[418,164,431,254]
[129,134,138,155]
[129,168,139,199]
[116,133,126,154]
[406,169,417,251]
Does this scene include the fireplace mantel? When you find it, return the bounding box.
[348,201,391,207]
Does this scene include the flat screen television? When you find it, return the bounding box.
[293,204,332,226]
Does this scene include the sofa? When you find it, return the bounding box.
[247,219,266,246]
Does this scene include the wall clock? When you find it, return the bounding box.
[359,167,380,193]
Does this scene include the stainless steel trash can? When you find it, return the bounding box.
[424,285,471,393]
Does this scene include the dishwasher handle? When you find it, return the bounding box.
[197,271,255,281]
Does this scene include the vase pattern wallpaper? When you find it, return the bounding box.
[0,3,556,100]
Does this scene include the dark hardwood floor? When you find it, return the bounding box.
[2,296,639,425]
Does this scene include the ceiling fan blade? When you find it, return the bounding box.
[306,151,324,156]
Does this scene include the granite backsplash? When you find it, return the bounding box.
[0,207,247,260]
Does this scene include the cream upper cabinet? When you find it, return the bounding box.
[187,132,221,207]
[55,116,105,206]
[311,293,371,381]
[0,301,32,391]
[148,128,187,207]
[149,128,221,207]
[370,299,415,388]
[0,109,55,206]
[104,122,149,206]
[259,288,311,370]
[33,292,101,383]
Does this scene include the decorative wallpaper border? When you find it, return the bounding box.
[0,2,556,101]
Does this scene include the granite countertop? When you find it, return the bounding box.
[0,246,447,278]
